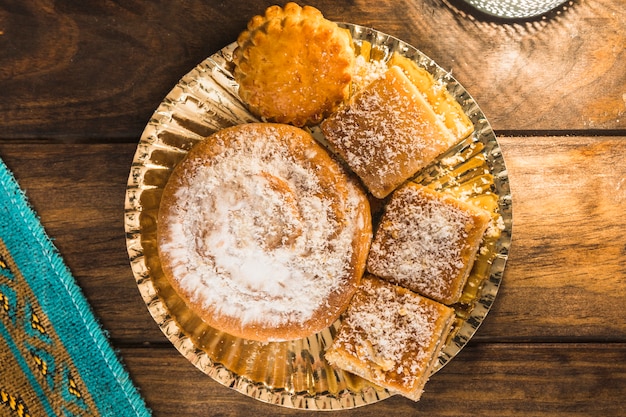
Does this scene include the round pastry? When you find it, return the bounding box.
[233,3,355,127]
[157,123,372,342]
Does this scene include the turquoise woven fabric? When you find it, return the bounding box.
[0,157,151,417]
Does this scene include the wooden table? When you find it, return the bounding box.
[1,0,625,415]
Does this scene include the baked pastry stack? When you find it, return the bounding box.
[367,183,492,305]
[321,66,458,199]
[387,52,474,142]
[325,275,455,401]
[325,184,491,400]
[156,2,494,404]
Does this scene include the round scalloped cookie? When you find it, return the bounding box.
[233,3,355,127]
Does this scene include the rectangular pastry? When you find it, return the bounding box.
[325,275,455,401]
[387,52,474,141]
[321,65,458,199]
[367,183,492,305]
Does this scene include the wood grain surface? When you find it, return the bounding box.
[1,0,625,140]
[1,0,625,415]
[1,135,625,416]
[120,343,626,416]
[1,136,624,345]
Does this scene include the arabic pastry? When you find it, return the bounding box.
[321,66,458,199]
[325,275,455,401]
[366,183,491,305]
[388,52,474,141]
[157,123,371,342]
[233,3,355,126]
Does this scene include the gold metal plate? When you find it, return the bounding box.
[124,23,512,410]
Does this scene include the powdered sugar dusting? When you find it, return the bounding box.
[333,277,448,388]
[159,125,364,329]
[321,67,457,198]
[367,184,479,302]
[352,55,388,92]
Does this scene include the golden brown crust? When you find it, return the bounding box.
[157,123,372,342]
[233,3,355,127]
[387,52,474,141]
[366,183,492,305]
[321,66,459,199]
[325,275,455,401]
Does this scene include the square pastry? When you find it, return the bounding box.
[367,183,492,305]
[321,65,458,199]
[325,275,455,401]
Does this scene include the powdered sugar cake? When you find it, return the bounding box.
[325,275,455,401]
[157,123,372,342]
[321,65,458,199]
[367,183,492,305]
